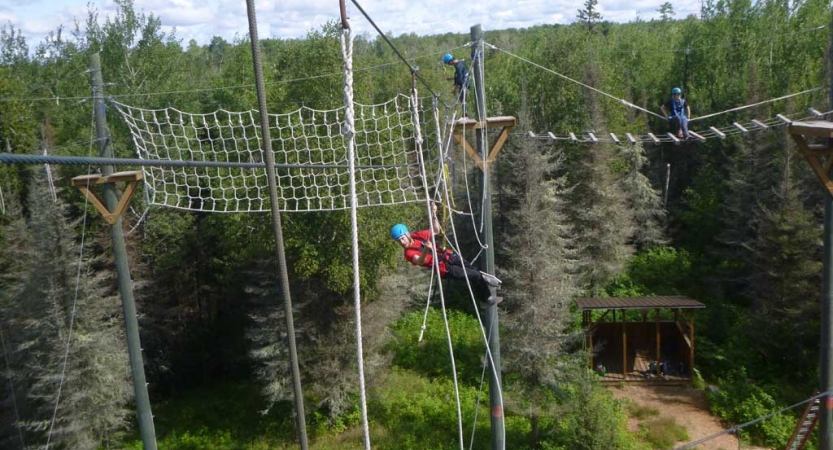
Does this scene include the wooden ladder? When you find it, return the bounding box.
[785,396,820,450]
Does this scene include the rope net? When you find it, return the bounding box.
[111,96,433,212]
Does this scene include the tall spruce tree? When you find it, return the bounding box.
[499,134,583,444]
[0,165,130,449]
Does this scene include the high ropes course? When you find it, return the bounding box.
[0,1,831,449]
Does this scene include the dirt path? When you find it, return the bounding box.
[609,384,770,450]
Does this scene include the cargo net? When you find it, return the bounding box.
[111,95,431,212]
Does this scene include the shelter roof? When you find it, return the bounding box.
[575,296,705,311]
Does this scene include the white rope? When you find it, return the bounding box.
[340,26,372,450]
[0,322,25,448]
[468,317,495,450]
[691,87,823,121]
[0,184,5,215]
[43,145,57,202]
[414,89,465,450]
[45,115,96,449]
[488,42,667,120]
[436,120,507,447]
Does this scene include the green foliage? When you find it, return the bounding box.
[605,246,692,296]
[706,367,795,448]
[387,309,486,384]
[640,417,688,450]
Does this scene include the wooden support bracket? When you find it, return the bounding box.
[452,116,516,171]
[72,171,144,224]
[788,121,833,197]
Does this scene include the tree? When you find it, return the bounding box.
[498,133,583,445]
[0,164,131,449]
[658,2,675,21]
[577,0,603,31]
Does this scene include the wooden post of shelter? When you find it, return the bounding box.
[689,310,696,378]
[622,310,628,379]
[451,116,516,171]
[655,309,661,363]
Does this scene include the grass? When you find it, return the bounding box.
[621,398,660,420]
[641,417,689,450]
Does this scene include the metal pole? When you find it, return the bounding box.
[822,198,833,450]
[470,24,504,450]
[244,2,308,448]
[820,10,833,449]
[89,53,157,450]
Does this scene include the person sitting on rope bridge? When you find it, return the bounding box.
[660,87,692,139]
[443,53,471,117]
[391,202,502,308]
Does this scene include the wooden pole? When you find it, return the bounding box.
[622,311,628,380]
[689,310,696,378]
[655,309,661,363]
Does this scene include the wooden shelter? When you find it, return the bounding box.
[576,296,705,383]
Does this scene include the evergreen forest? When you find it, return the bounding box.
[1,0,832,448]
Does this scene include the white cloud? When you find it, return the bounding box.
[3,0,705,48]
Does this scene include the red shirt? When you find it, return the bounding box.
[403,230,452,276]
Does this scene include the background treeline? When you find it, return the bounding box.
[0,0,831,448]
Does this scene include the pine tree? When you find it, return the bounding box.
[499,136,584,444]
[619,143,667,249]
[0,164,130,449]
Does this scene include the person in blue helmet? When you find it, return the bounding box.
[660,87,692,139]
[443,53,471,116]
[391,202,502,308]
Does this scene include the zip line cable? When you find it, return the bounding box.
[691,87,824,121]
[489,41,825,126]
[348,0,444,101]
[487,42,668,120]
[674,390,833,450]
[0,48,463,105]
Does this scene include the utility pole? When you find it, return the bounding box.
[471,24,505,450]
[89,53,157,450]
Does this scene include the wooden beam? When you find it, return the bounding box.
[751,119,768,130]
[789,120,833,138]
[667,133,680,145]
[569,132,578,142]
[486,125,513,166]
[790,133,833,196]
[453,132,484,171]
[588,133,598,144]
[609,133,620,144]
[689,130,706,141]
[547,132,557,140]
[776,114,792,124]
[709,126,726,139]
[625,133,637,145]
[647,133,660,145]
[71,171,144,225]
[675,321,693,349]
[733,122,749,134]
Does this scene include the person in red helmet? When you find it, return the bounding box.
[391,203,501,308]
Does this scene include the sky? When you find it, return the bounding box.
[0,0,704,48]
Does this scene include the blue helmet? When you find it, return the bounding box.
[391,223,409,240]
[442,53,453,64]
[671,87,682,95]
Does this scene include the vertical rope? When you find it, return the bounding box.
[340,26,371,450]
[412,87,465,450]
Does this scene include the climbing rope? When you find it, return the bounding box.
[412,85,466,450]
[340,24,372,450]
